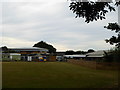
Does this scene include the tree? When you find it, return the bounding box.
[74,50,87,54]
[104,23,120,48]
[65,50,87,55]
[103,48,120,62]
[69,1,120,45]
[104,23,120,62]
[69,0,120,46]
[65,50,74,55]
[33,41,56,53]
[87,49,95,53]
[69,0,119,23]
[1,46,9,53]
[68,0,120,62]
[1,46,8,51]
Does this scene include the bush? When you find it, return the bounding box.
[104,48,120,62]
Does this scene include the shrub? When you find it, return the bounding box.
[104,48,120,62]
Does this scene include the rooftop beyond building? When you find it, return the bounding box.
[8,47,48,52]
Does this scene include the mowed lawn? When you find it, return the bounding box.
[2,62,118,88]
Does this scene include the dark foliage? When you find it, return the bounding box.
[74,50,87,54]
[68,0,120,62]
[1,46,18,53]
[65,50,74,55]
[1,46,8,51]
[104,23,120,48]
[33,41,56,53]
[104,51,114,62]
[87,49,95,53]
[65,50,88,55]
[69,0,120,23]
[104,48,120,62]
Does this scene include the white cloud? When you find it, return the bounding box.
[2,37,36,48]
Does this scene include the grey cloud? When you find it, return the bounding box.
[2,1,118,51]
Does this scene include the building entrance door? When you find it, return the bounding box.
[27,56,32,61]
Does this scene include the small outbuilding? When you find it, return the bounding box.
[2,53,10,61]
[10,53,21,61]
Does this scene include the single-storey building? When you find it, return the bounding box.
[63,50,109,61]
[8,47,48,61]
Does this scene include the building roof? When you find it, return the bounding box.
[10,53,21,55]
[8,47,48,52]
[86,50,108,57]
[64,55,86,58]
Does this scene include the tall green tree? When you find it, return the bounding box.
[33,41,56,53]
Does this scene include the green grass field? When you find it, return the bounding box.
[2,62,118,88]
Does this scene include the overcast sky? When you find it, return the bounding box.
[1,0,118,51]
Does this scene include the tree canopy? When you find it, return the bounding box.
[1,46,8,51]
[87,49,95,53]
[69,0,119,23]
[65,49,93,55]
[69,0,120,48]
[69,0,120,61]
[33,41,56,53]
[65,50,74,55]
